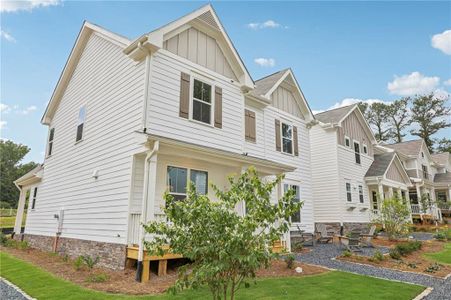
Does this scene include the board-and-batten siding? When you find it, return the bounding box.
[270,86,304,120]
[309,126,341,223]
[163,27,238,81]
[386,162,405,183]
[337,111,373,156]
[24,33,145,244]
[146,50,244,155]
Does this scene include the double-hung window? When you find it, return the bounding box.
[363,144,368,154]
[422,165,428,180]
[358,185,364,203]
[281,123,293,154]
[354,141,361,164]
[346,182,352,202]
[31,187,38,209]
[76,106,86,142]
[284,184,301,223]
[167,166,208,202]
[345,136,350,147]
[47,128,55,156]
[192,79,212,125]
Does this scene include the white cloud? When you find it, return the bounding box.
[1,103,11,114]
[328,98,390,110]
[432,89,449,100]
[0,29,16,42]
[444,79,451,86]
[18,105,37,115]
[247,20,286,30]
[0,121,7,129]
[431,29,451,55]
[387,72,440,96]
[254,58,275,67]
[0,0,61,13]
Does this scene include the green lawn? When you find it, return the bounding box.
[0,252,424,300]
[424,242,451,265]
[0,216,16,228]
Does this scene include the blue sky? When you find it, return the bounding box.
[1,1,450,162]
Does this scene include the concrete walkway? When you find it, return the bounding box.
[296,244,449,300]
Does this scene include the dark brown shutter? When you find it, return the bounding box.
[179,72,190,119]
[245,109,256,142]
[293,126,299,156]
[275,119,281,152]
[214,86,222,128]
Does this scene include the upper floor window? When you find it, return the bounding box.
[354,141,361,164]
[76,106,86,142]
[358,185,364,203]
[47,128,55,156]
[346,182,352,202]
[422,165,428,180]
[345,136,350,147]
[284,184,301,223]
[31,187,38,209]
[281,122,293,154]
[167,166,208,202]
[363,144,368,155]
[192,79,212,125]
[244,109,256,142]
[421,152,424,158]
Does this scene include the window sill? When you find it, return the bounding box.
[188,118,215,129]
[74,139,84,145]
[245,138,256,144]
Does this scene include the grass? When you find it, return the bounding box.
[424,242,451,265]
[0,214,26,228]
[0,252,424,300]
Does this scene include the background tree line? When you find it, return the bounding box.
[358,93,451,153]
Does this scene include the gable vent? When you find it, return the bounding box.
[195,11,220,31]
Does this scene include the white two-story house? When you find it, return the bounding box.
[13,4,315,277]
[310,104,411,234]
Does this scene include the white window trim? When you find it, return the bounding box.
[46,127,55,158]
[345,180,352,202]
[75,105,87,144]
[166,164,209,197]
[189,76,215,127]
[30,186,38,210]
[283,182,301,223]
[344,136,351,147]
[280,121,294,156]
[358,184,364,204]
[363,144,368,155]
[353,140,361,165]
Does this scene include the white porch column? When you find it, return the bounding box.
[388,187,394,198]
[405,189,413,223]
[416,184,422,212]
[378,183,384,201]
[14,188,26,235]
[397,188,402,200]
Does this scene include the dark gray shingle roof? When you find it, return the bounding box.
[251,69,289,98]
[434,172,451,184]
[385,139,423,157]
[365,152,395,177]
[314,104,356,124]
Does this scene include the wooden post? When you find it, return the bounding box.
[158,260,168,276]
[142,260,150,283]
[14,189,26,236]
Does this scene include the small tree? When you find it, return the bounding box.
[419,194,432,214]
[365,102,391,142]
[144,167,302,300]
[386,98,411,143]
[373,197,410,240]
[435,138,451,153]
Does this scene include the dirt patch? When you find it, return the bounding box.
[338,240,451,278]
[1,246,327,295]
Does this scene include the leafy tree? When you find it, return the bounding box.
[0,140,38,207]
[373,197,410,240]
[357,102,368,117]
[435,138,451,153]
[365,102,391,142]
[410,93,451,152]
[386,98,411,143]
[144,167,302,300]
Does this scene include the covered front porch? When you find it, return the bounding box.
[126,134,296,282]
[366,179,411,219]
[408,181,444,223]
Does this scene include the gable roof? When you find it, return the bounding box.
[314,104,356,124]
[365,152,411,184]
[432,152,450,166]
[251,68,314,121]
[434,172,451,184]
[15,164,44,187]
[384,139,424,157]
[123,4,253,89]
[41,22,130,125]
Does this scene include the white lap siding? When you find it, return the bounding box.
[25,33,145,244]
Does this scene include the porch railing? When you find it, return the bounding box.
[410,204,420,214]
[128,213,141,245]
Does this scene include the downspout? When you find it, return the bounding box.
[140,42,152,133]
[136,140,159,282]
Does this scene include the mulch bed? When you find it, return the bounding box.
[1,246,327,295]
[337,239,451,278]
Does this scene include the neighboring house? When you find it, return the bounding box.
[310,104,412,234]
[13,4,315,273]
[382,140,451,220]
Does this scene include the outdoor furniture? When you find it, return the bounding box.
[339,229,363,252]
[315,223,334,244]
[296,225,315,246]
[360,225,376,248]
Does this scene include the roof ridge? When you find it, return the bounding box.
[315,103,356,115]
[255,68,289,83]
[388,139,422,146]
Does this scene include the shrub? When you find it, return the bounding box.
[81,255,99,269]
[389,249,401,260]
[372,197,410,240]
[292,242,304,252]
[395,241,422,256]
[407,262,417,269]
[425,263,441,273]
[373,250,384,262]
[62,254,70,262]
[0,232,7,245]
[86,273,109,283]
[74,256,84,271]
[342,250,352,257]
[4,239,29,250]
[284,254,296,269]
[434,232,446,241]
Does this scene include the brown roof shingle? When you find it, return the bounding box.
[251,69,289,98]
[385,139,423,157]
[314,104,356,124]
[365,152,395,177]
[432,152,450,165]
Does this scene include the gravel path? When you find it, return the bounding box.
[296,244,449,300]
[0,279,28,300]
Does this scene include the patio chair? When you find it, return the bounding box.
[296,225,315,246]
[315,223,334,244]
[344,229,363,252]
[360,225,376,248]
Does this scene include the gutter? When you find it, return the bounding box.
[136,141,159,282]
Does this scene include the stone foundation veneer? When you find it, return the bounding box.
[314,222,371,236]
[24,234,126,270]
